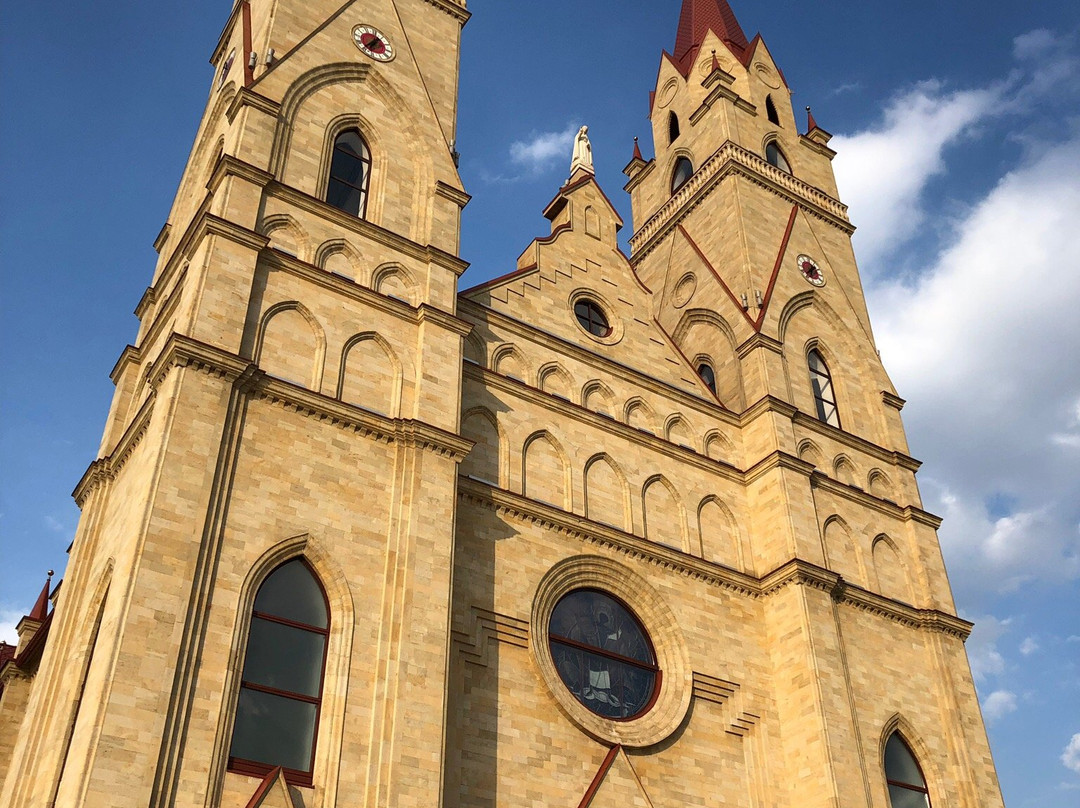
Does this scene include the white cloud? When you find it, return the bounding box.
[966,615,1011,681]
[1019,636,1040,656]
[509,123,580,173]
[0,608,22,646]
[1063,733,1080,774]
[982,690,1018,722]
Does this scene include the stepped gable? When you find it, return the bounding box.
[462,170,718,402]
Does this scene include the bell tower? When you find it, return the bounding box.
[0,1,472,806]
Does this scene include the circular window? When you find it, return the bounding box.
[574,299,611,338]
[549,590,659,720]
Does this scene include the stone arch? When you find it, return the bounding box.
[872,535,914,604]
[461,407,506,488]
[665,414,694,449]
[642,475,686,551]
[217,534,354,807]
[260,214,309,261]
[338,332,402,417]
[371,263,418,306]
[672,309,744,410]
[833,454,858,487]
[867,469,893,500]
[581,380,615,417]
[776,291,816,345]
[703,429,735,462]
[583,453,631,532]
[315,239,364,284]
[624,397,657,434]
[538,362,574,400]
[255,301,326,391]
[797,438,824,468]
[822,515,866,587]
[522,431,571,511]
[877,715,942,808]
[698,496,744,570]
[491,344,529,383]
[463,332,486,367]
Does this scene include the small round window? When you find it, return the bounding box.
[548,589,659,720]
[574,299,611,338]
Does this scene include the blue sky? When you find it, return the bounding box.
[2,0,1079,804]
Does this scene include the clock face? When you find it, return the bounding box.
[797,255,825,287]
[353,25,395,62]
[218,48,235,89]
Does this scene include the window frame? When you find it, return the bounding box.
[325,128,372,219]
[670,156,694,193]
[227,558,330,788]
[668,111,681,143]
[547,588,662,722]
[807,348,841,428]
[765,94,780,126]
[884,732,933,807]
[574,298,612,338]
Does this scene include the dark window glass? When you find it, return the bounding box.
[229,559,329,784]
[326,129,371,217]
[668,112,680,143]
[765,141,791,173]
[885,733,931,808]
[766,95,780,125]
[574,299,611,337]
[697,363,717,395]
[808,349,840,428]
[549,590,659,720]
[671,156,694,193]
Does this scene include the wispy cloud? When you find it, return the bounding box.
[480,122,581,184]
[1020,637,1040,656]
[1063,733,1080,774]
[983,690,1018,722]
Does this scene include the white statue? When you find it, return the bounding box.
[570,125,594,176]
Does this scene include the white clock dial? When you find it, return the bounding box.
[353,25,395,62]
[797,255,826,287]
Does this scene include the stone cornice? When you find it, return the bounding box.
[810,472,942,527]
[690,78,756,126]
[109,345,142,384]
[799,134,838,161]
[73,396,155,507]
[419,0,471,24]
[226,87,282,124]
[736,332,784,359]
[743,451,816,485]
[457,298,739,429]
[458,481,969,639]
[791,408,922,472]
[623,159,656,195]
[417,303,472,336]
[882,390,907,411]
[629,140,853,262]
[209,154,275,193]
[434,180,472,209]
[268,182,469,276]
[463,362,743,483]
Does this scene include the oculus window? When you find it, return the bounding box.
[884,733,932,808]
[808,349,840,428]
[548,589,659,720]
[326,129,371,217]
[574,299,612,338]
[228,559,329,785]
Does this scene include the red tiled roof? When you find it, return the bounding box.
[674,0,750,63]
[28,576,52,622]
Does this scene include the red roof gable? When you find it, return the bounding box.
[674,0,750,63]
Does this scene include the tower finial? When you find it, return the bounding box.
[632,136,643,162]
[806,105,819,133]
[28,572,53,622]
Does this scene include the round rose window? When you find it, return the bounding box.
[548,589,660,720]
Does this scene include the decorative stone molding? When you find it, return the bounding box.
[530,555,693,748]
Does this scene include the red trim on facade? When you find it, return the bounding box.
[576,745,621,808]
[753,204,798,330]
[653,318,727,407]
[242,2,254,87]
[678,225,756,328]
[243,766,284,808]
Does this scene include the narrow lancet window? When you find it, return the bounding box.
[766,95,780,125]
[808,349,840,427]
[229,559,329,785]
[668,111,681,143]
[697,363,717,396]
[884,732,932,807]
[765,141,791,173]
[671,157,693,193]
[326,129,371,217]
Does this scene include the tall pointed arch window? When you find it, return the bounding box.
[671,156,693,193]
[668,111,681,143]
[697,362,717,396]
[884,732,932,807]
[766,95,780,126]
[229,559,329,785]
[765,141,791,173]
[808,349,840,427]
[326,129,371,217]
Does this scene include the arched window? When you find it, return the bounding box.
[765,141,791,173]
[884,732,932,807]
[668,111,681,143]
[671,156,693,193]
[229,559,329,785]
[766,95,780,126]
[697,362,717,396]
[326,129,371,217]
[808,349,840,427]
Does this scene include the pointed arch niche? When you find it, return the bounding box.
[338,332,401,416]
[256,302,326,391]
[643,476,685,551]
[522,431,571,511]
[584,454,630,532]
[872,535,915,605]
[697,496,743,570]
[460,408,504,487]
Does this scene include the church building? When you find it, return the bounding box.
[0,1,1006,806]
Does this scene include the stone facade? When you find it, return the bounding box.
[0,1,1005,807]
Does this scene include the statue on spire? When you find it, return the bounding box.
[570,125,594,176]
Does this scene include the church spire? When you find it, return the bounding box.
[674,0,750,62]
